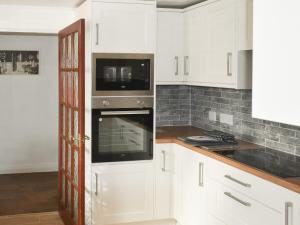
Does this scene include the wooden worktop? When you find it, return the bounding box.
[156,126,300,194]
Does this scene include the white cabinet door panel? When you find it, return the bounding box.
[92,2,156,53]
[156,10,184,84]
[205,0,236,85]
[92,162,154,225]
[253,0,300,126]
[184,6,208,84]
[154,144,174,219]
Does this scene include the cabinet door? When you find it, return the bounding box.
[205,0,236,86]
[92,162,154,225]
[184,6,208,84]
[92,2,156,53]
[154,144,174,219]
[253,0,300,126]
[156,10,184,84]
[180,149,206,225]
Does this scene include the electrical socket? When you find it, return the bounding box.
[209,111,217,122]
[220,113,233,126]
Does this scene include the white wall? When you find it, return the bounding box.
[0,5,75,34]
[0,35,58,174]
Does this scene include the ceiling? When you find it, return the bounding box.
[0,0,84,7]
[0,0,206,8]
[157,0,207,8]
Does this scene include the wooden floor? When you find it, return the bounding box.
[0,172,58,216]
[0,211,63,225]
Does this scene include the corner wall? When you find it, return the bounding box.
[0,34,58,174]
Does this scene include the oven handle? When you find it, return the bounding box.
[101,110,150,116]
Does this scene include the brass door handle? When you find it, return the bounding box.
[72,135,90,142]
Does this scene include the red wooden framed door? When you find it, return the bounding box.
[58,19,85,225]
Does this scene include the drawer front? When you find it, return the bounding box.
[207,158,287,211]
[207,178,282,225]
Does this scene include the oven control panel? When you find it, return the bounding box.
[92,97,154,109]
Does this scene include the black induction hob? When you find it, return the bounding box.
[215,148,300,178]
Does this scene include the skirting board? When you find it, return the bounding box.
[108,219,177,225]
[0,162,58,174]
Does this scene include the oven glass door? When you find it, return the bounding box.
[95,58,151,91]
[92,108,153,163]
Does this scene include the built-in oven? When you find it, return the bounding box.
[92,53,154,96]
[92,97,154,163]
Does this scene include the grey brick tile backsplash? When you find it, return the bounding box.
[156,85,300,156]
[156,85,191,127]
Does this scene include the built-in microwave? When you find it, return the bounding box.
[92,53,154,96]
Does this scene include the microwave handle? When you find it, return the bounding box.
[101,110,150,116]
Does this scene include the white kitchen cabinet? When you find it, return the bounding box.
[92,1,156,53]
[253,0,300,126]
[207,178,281,225]
[206,152,300,225]
[156,9,185,84]
[92,161,154,225]
[175,145,207,225]
[184,5,208,85]
[184,0,253,89]
[156,0,253,88]
[154,144,174,219]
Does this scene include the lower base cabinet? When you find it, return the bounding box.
[91,144,300,225]
[92,161,154,225]
[207,178,281,225]
[179,146,207,225]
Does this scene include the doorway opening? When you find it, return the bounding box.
[0,33,59,216]
[0,19,85,225]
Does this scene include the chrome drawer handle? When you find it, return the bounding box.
[161,150,166,172]
[198,162,204,187]
[227,52,232,76]
[184,56,189,75]
[95,23,99,45]
[175,56,179,76]
[224,175,251,188]
[95,173,98,196]
[224,192,251,207]
[285,202,293,225]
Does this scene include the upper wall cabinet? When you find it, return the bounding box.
[156,10,186,84]
[184,0,253,89]
[252,0,300,126]
[156,0,253,89]
[91,1,156,53]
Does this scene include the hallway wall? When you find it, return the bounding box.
[0,34,58,174]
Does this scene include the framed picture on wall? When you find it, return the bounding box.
[0,50,39,75]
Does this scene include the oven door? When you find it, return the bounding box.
[92,53,154,96]
[92,108,153,163]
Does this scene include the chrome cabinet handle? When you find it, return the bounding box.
[184,56,189,75]
[198,162,204,187]
[175,56,179,76]
[95,173,98,196]
[285,202,293,225]
[161,150,166,172]
[227,52,232,76]
[224,175,251,188]
[224,192,251,207]
[95,23,99,45]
